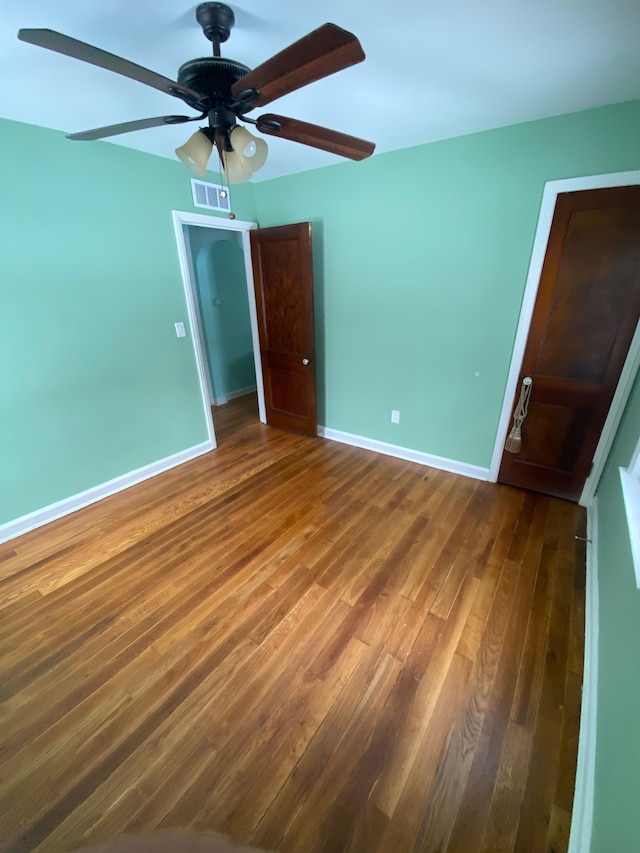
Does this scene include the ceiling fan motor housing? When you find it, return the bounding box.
[177,57,250,110]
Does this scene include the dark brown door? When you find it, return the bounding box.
[250,222,317,437]
[498,185,640,501]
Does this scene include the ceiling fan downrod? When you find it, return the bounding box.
[195,2,235,57]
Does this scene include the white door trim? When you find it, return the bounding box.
[172,211,266,446]
[488,170,640,505]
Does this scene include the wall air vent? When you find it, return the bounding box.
[191,179,231,213]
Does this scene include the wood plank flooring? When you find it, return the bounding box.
[0,394,586,853]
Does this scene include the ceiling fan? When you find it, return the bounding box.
[17,3,376,183]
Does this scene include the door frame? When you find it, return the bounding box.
[172,210,266,448]
[488,170,640,506]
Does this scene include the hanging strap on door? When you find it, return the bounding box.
[505,376,533,453]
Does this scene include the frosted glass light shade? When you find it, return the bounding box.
[230,125,268,173]
[223,149,254,184]
[229,125,255,156]
[175,130,213,177]
[249,137,268,171]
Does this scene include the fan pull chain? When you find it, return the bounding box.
[504,376,533,453]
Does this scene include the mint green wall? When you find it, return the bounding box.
[186,226,255,401]
[254,99,640,467]
[0,117,256,526]
[591,373,640,853]
[186,225,225,401]
[210,237,256,394]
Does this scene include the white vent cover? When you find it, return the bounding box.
[191,179,230,212]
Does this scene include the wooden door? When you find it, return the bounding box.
[498,185,640,501]
[250,222,317,437]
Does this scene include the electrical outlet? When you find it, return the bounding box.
[391,410,400,424]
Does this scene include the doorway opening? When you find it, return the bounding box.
[172,210,266,448]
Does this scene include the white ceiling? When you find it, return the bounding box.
[3,0,640,182]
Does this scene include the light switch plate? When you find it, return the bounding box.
[175,322,186,338]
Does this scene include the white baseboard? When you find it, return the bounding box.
[317,426,490,481]
[568,498,599,853]
[0,440,214,545]
[211,385,257,407]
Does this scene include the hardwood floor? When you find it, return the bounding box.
[0,394,586,853]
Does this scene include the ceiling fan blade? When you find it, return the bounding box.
[67,115,194,141]
[231,23,365,108]
[18,29,202,107]
[257,114,375,161]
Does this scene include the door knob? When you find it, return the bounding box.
[302,358,310,365]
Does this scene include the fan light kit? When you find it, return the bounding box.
[17,3,376,184]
